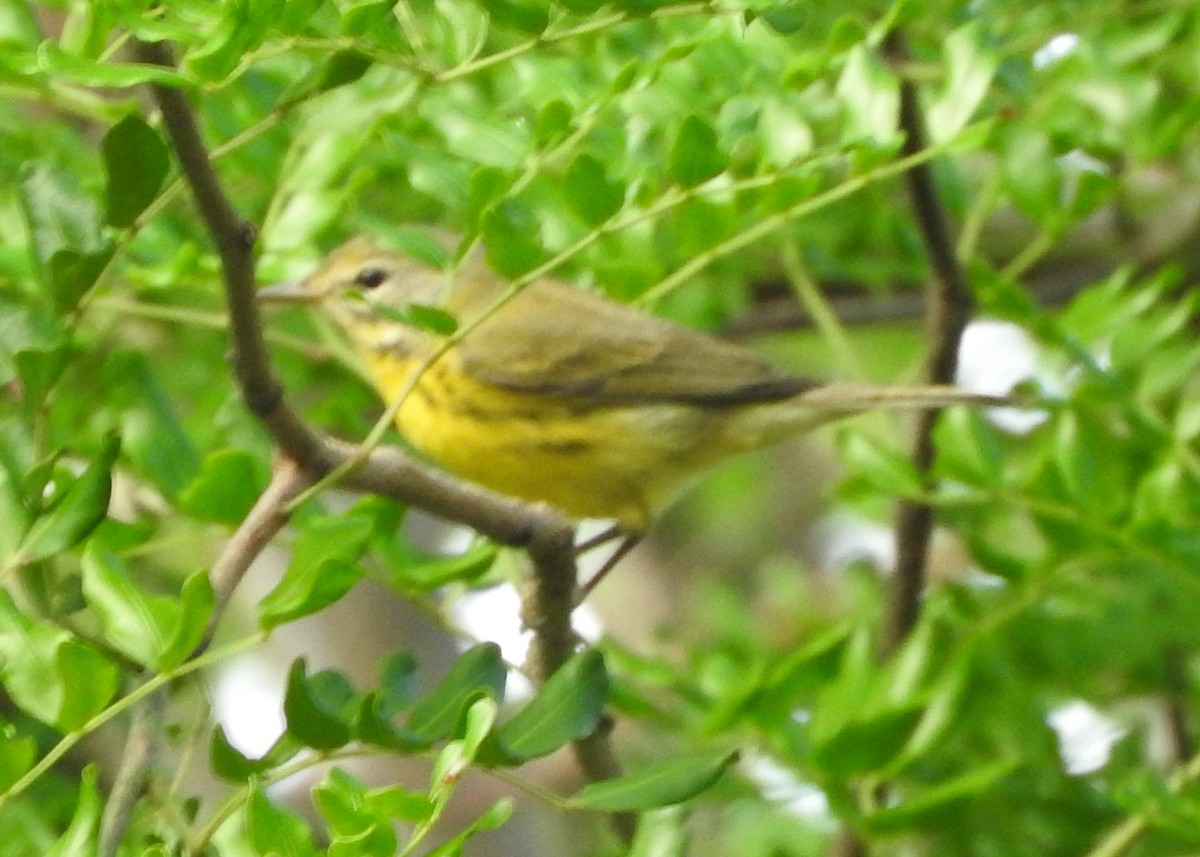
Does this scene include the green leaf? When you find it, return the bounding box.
[313,767,378,840]
[837,430,925,498]
[384,542,498,591]
[258,514,372,630]
[54,637,123,730]
[749,626,851,720]
[0,303,70,413]
[283,660,357,750]
[757,4,807,34]
[0,590,118,730]
[534,99,573,147]
[464,167,511,231]
[810,705,925,777]
[339,0,395,36]
[156,570,216,669]
[488,0,548,34]
[354,693,431,751]
[102,114,169,228]
[557,0,608,11]
[18,163,115,316]
[482,197,546,278]
[107,351,200,499]
[353,651,432,749]
[667,115,728,188]
[864,759,1017,833]
[424,799,514,857]
[0,726,35,791]
[365,783,436,824]
[210,726,259,782]
[0,463,32,566]
[835,44,899,143]
[36,41,188,87]
[1054,411,1125,518]
[927,22,997,143]
[178,448,265,525]
[246,786,320,857]
[81,542,182,668]
[211,729,302,782]
[933,407,1005,489]
[183,0,271,82]
[404,302,460,335]
[281,48,374,105]
[564,154,625,226]
[47,765,102,857]
[570,750,738,811]
[460,695,499,759]
[487,650,608,764]
[404,643,507,743]
[376,650,420,717]
[20,433,118,563]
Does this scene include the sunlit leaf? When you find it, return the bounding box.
[21,433,118,563]
[486,650,608,764]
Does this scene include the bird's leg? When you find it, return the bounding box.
[576,530,641,601]
[575,523,624,554]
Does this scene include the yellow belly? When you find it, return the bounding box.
[365,352,730,531]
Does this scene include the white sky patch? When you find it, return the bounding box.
[958,319,1048,433]
[741,753,833,824]
[1033,33,1080,69]
[212,655,287,758]
[813,512,897,573]
[450,583,603,702]
[1047,700,1127,775]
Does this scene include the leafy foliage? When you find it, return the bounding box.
[3,1,1200,856]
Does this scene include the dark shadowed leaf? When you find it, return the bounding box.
[570,750,738,811]
[102,114,169,228]
[283,660,357,750]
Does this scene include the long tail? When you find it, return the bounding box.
[734,383,1019,448]
[794,383,1014,411]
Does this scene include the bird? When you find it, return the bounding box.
[260,234,1005,561]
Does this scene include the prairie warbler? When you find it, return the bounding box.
[262,236,1002,534]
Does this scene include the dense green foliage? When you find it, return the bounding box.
[4,1,1200,855]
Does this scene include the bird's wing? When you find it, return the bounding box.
[451,278,815,406]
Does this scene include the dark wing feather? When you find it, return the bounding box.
[451,277,816,406]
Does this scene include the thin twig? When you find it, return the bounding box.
[206,458,311,631]
[98,681,164,857]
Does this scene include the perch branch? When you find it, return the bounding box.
[129,36,628,845]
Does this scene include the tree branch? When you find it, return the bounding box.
[98,682,163,857]
[126,34,628,847]
[881,30,975,655]
[828,30,976,857]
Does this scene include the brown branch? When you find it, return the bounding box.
[98,681,164,857]
[207,458,311,627]
[827,31,977,857]
[880,30,975,655]
[129,35,628,842]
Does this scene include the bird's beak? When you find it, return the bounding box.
[256,281,317,304]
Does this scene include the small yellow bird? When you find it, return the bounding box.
[262,235,1003,535]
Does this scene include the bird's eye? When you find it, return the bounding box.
[355,267,387,289]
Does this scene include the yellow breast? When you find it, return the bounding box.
[362,348,726,532]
